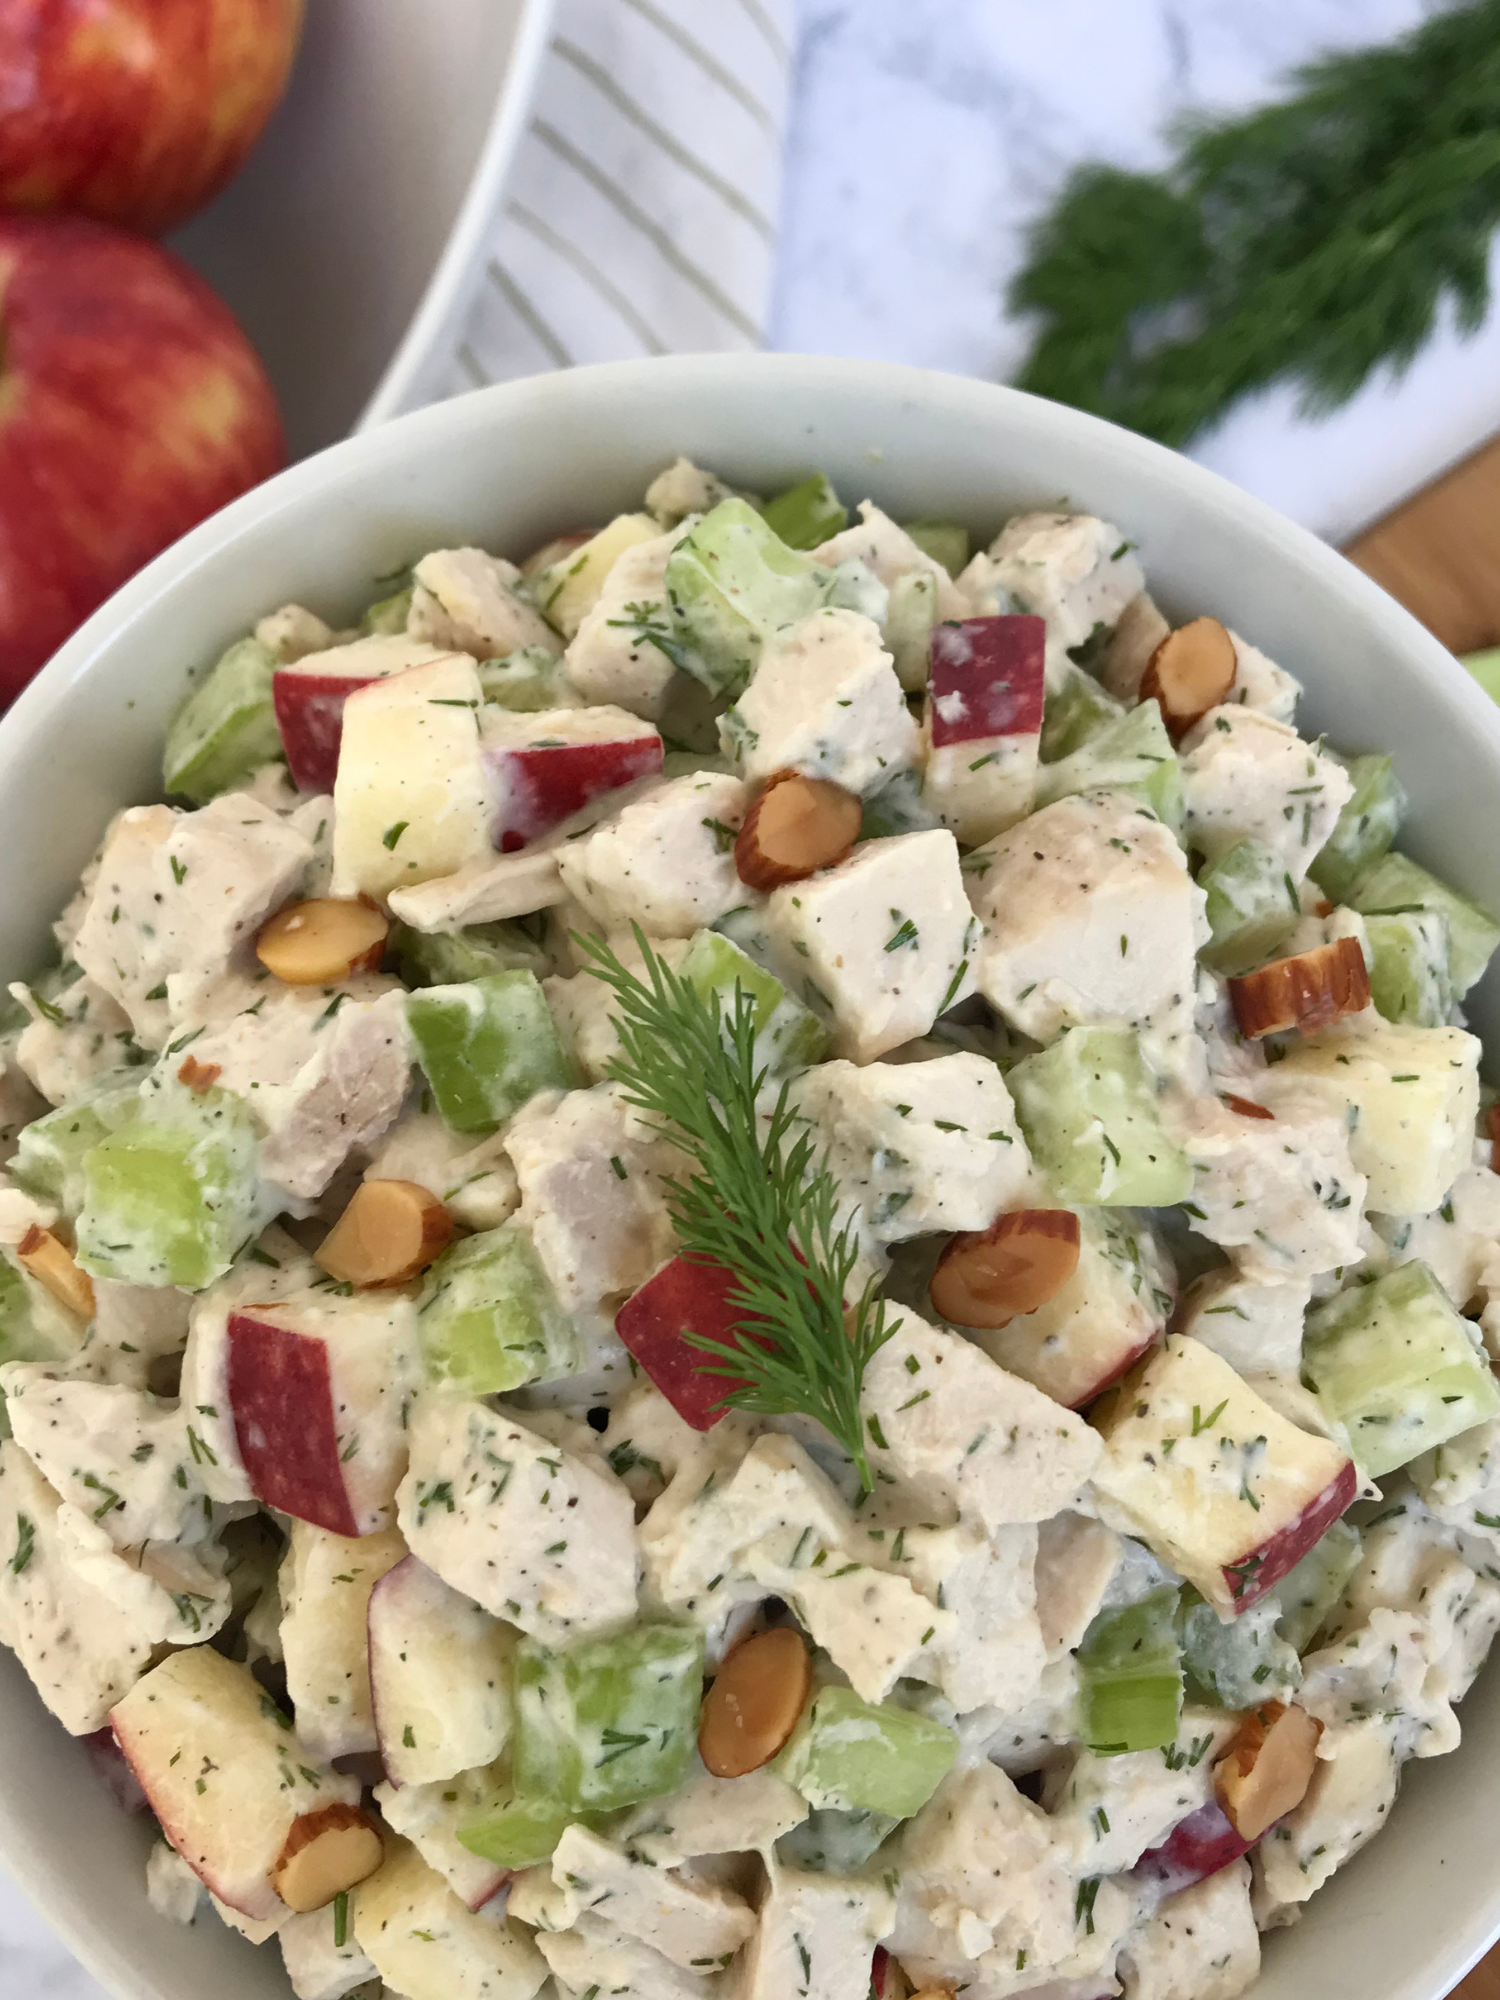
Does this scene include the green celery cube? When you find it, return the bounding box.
[680,929,829,1073]
[1198,839,1301,975]
[0,1254,85,1366]
[1351,851,1500,997]
[901,519,970,578]
[478,646,571,712]
[76,1078,265,1290]
[761,471,848,551]
[513,1622,704,1813]
[418,1226,577,1394]
[1304,1261,1500,1477]
[1270,1519,1362,1655]
[457,1787,574,1870]
[162,638,281,805]
[1078,1586,1182,1754]
[775,1807,898,1872]
[1035,701,1182,835]
[665,499,836,697]
[1366,909,1453,1028]
[1309,753,1406,903]
[1179,1592,1299,1708]
[1008,1027,1192,1207]
[774,1686,956,1820]
[391,919,549,989]
[885,572,939,691]
[407,972,572,1134]
[1040,660,1127,764]
[361,586,414,635]
[11,1069,144,1215]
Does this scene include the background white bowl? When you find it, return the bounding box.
[170,0,554,458]
[2,354,1499,2000]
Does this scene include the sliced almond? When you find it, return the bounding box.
[735,770,862,891]
[1227,935,1370,1039]
[929,1209,1080,1330]
[1140,617,1238,740]
[17,1224,95,1321]
[272,1802,384,1913]
[177,1055,222,1095]
[256,898,389,986]
[699,1625,812,1778]
[1214,1700,1322,1842]
[315,1180,453,1288]
[1221,1093,1274,1121]
[520,530,593,580]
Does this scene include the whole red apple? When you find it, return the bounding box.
[0,0,304,234]
[0,213,284,702]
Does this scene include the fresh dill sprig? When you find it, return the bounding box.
[577,928,894,1488]
[1011,0,1500,447]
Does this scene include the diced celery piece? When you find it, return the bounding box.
[162,638,281,804]
[775,1807,898,1872]
[860,767,941,842]
[1198,839,1301,975]
[1309,753,1406,903]
[391,919,550,989]
[362,586,414,636]
[11,1069,144,1214]
[1366,909,1453,1028]
[418,1225,578,1394]
[761,472,848,551]
[1304,1262,1500,1478]
[1040,660,1127,764]
[680,928,830,1073]
[406,973,572,1135]
[1034,701,1182,835]
[1179,1591,1299,1708]
[711,904,778,974]
[886,571,939,691]
[901,519,970,578]
[1350,852,1500,997]
[1270,1518,1362,1654]
[1008,1027,1193,1207]
[76,1079,265,1289]
[774,1687,956,1820]
[513,1622,704,1813]
[457,1786,575,1871]
[665,499,835,697]
[1077,1586,1183,1754]
[478,646,571,712]
[0,1252,84,1366]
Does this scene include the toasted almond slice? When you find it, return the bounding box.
[272,1802,384,1913]
[1221,1092,1274,1121]
[699,1626,812,1778]
[1140,617,1238,740]
[177,1055,223,1095]
[315,1179,453,1288]
[1214,1700,1322,1842]
[256,898,389,986]
[1227,935,1370,1039]
[929,1209,1081,1330]
[17,1224,95,1321]
[520,530,594,580]
[735,770,862,890]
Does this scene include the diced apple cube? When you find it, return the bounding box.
[555,770,749,938]
[1257,1016,1479,1216]
[368,1554,515,1787]
[965,789,1205,1057]
[274,635,456,793]
[719,607,918,796]
[1132,1799,1253,1897]
[540,511,662,641]
[919,615,1044,844]
[616,1253,765,1431]
[279,1522,406,1761]
[110,1647,359,1921]
[226,1294,419,1535]
[763,830,977,1063]
[971,1207,1171,1408]
[1090,1336,1356,1615]
[373,1763,511,1912]
[481,704,662,852]
[1180,708,1353,882]
[353,1838,547,2000]
[395,1394,639,1644]
[331,654,493,901]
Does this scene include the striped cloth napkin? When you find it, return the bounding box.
[435,0,796,394]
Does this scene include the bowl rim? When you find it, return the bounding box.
[7,351,1500,2000]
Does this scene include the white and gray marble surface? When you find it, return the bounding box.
[5,1,1497,1993]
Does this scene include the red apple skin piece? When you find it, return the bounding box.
[0,215,284,702]
[227,1310,360,1537]
[1133,1800,1253,1896]
[486,734,664,853]
[273,668,383,793]
[1068,1331,1158,1413]
[0,0,305,235]
[1223,1459,1359,1613]
[615,1254,775,1431]
[927,616,1047,746]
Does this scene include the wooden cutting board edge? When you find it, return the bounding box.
[1342,428,1500,657]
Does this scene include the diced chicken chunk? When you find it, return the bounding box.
[959,512,1144,671]
[556,772,748,938]
[1179,708,1352,882]
[408,547,562,659]
[1119,1857,1260,2000]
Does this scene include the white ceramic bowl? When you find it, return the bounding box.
[169,0,554,459]
[3,354,1499,2000]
